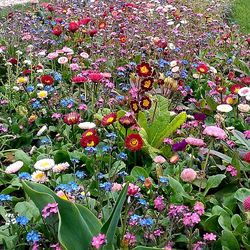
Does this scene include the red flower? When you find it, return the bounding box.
[119,35,126,43]
[243,196,250,211]
[157,79,164,85]
[72,76,87,84]
[23,69,31,75]
[125,133,143,151]
[243,152,250,163]
[53,26,63,36]
[8,58,17,65]
[89,29,98,37]
[141,78,154,91]
[68,21,79,33]
[63,112,80,125]
[241,76,250,85]
[40,75,54,85]
[47,4,55,12]
[79,18,92,25]
[228,71,235,80]
[140,96,152,110]
[136,62,152,77]
[98,21,107,29]
[80,135,99,148]
[130,100,140,113]
[230,84,243,94]
[119,115,136,128]
[88,73,103,82]
[246,38,250,45]
[102,113,117,126]
[216,86,226,94]
[196,64,209,74]
[82,129,97,137]
[55,18,63,23]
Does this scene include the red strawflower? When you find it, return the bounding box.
[79,17,92,25]
[40,75,54,85]
[119,115,136,128]
[141,77,154,91]
[130,100,140,113]
[72,76,87,84]
[136,62,152,77]
[140,96,152,110]
[88,73,103,82]
[243,152,250,163]
[8,58,18,65]
[63,112,80,125]
[216,86,226,93]
[53,26,63,36]
[80,135,99,148]
[125,133,143,151]
[196,63,209,74]
[102,113,117,126]
[68,21,79,33]
[241,76,250,85]
[230,84,243,94]
[82,129,97,137]
[243,196,250,211]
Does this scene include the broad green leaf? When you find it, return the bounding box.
[101,183,128,249]
[203,215,220,231]
[14,201,40,220]
[234,188,250,202]
[231,214,242,230]
[131,166,149,178]
[206,95,218,111]
[54,150,71,164]
[218,214,232,231]
[232,130,250,150]
[221,230,240,250]
[204,174,226,195]
[14,150,31,165]
[137,111,149,133]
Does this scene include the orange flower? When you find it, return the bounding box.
[98,21,107,29]
[119,35,126,43]
[144,177,152,188]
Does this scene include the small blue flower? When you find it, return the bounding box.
[139,218,153,227]
[97,172,105,179]
[31,100,41,109]
[26,230,41,243]
[44,86,54,92]
[26,85,35,92]
[99,182,112,191]
[40,137,51,145]
[102,145,111,153]
[85,147,97,154]
[18,172,31,180]
[165,71,173,77]
[130,214,141,221]
[75,170,87,179]
[181,60,189,65]
[0,194,12,202]
[16,216,29,226]
[138,176,145,182]
[71,158,80,164]
[116,95,125,101]
[227,58,233,65]
[106,133,117,140]
[159,176,169,184]
[174,48,181,52]
[118,152,127,161]
[138,199,147,206]
[118,171,128,177]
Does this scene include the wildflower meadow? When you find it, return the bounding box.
[0,0,249,249]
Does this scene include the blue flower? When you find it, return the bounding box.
[26,231,41,243]
[138,199,147,206]
[130,214,141,221]
[102,145,111,153]
[31,100,41,109]
[118,152,127,161]
[181,60,189,65]
[0,194,12,202]
[165,71,173,77]
[71,158,80,164]
[106,132,117,140]
[174,48,181,52]
[85,147,97,154]
[40,137,51,145]
[227,58,233,65]
[97,172,105,179]
[138,176,145,182]
[180,69,188,79]
[99,182,112,191]
[16,216,29,226]
[139,218,153,227]
[75,171,87,179]
[116,95,125,101]
[26,85,35,92]
[118,171,128,177]
[159,176,169,184]
[18,172,31,180]
[44,86,54,92]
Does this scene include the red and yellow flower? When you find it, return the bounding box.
[80,135,100,148]
[196,64,209,74]
[230,84,243,94]
[136,62,152,77]
[82,129,97,137]
[125,133,143,151]
[63,112,80,125]
[119,35,127,43]
[40,75,54,85]
[98,21,107,29]
[141,77,154,91]
[101,113,117,126]
[130,100,140,113]
[140,96,152,110]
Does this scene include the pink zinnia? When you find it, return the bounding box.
[154,196,165,211]
[92,233,106,249]
[243,196,250,211]
[185,137,205,147]
[203,233,216,241]
[203,126,227,140]
[153,155,166,164]
[88,73,103,82]
[42,203,58,218]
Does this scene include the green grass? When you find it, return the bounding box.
[231,0,250,33]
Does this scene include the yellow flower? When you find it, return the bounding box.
[16,77,28,85]
[31,171,48,183]
[37,90,48,99]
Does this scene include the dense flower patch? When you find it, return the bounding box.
[0,0,249,249]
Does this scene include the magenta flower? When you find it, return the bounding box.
[154,196,165,212]
[194,202,205,216]
[185,137,205,147]
[244,130,250,139]
[42,203,58,218]
[203,126,227,140]
[92,233,106,249]
[226,165,237,176]
[203,233,217,241]
[183,212,200,226]
[243,196,250,211]
[123,232,136,246]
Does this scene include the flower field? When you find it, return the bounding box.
[0,0,249,249]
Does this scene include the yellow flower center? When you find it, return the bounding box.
[86,132,93,136]
[143,80,151,88]
[142,99,150,107]
[132,103,138,111]
[38,91,48,99]
[87,141,95,147]
[41,162,50,168]
[107,117,114,123]
[130,139,138,146]
[35,172,45,179]
[140,66,149,74]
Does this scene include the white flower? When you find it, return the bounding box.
[167,21,175,26]
[168,43,175,50]
[172,66,179,73]
[170,60,177,67]
[5,161,23,174]
[170,111,176,116]
[193,73,201,79]
[78,122,96,130]
[238,87,250,97]
[36,125,47,136]
[216,104,233,113]
[238,104,250,113]
[34,159,55,171]
[52,162,70,173]
[31,171,48,183]
[210,67,217,74]
[180,19,188,24]
[58,56,68,64]
[23,60,32,65]
[13,86,20,91]
[80,52,89,59]
[246,94,250,101]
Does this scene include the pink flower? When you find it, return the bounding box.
[128,183,140,196]
[180,168,197,182]
[193,241,205,250]
[153,155,166,164]
[111,183,123,192]
[203,126,227,140]
[194,202,205,215]
[183,212,200,226]
[243,196,250,211]
[244,130,250,139]
[50,243,62,250]
[47,52,59,60]
[42,203,58,218]
[123,232,136,246]
[88,73,103,82]
[185,137,205,147]
[92,233,106,249]
[154,196,165,211]
[70,63,80,71]
[203,233,216,241]
[226,165,237,176]
[164,138,174,145]
[129,87,139,98]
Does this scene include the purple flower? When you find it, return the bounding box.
[172,139,187,151]
[42,203,58,218]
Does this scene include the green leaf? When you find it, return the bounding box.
[168,177,193,200]
[218,214,232,231]
[14,201,40,220]
[204,174,226,195]
[137,111,149,133]
[14,150,31,165]
[232,130,250,150]
[231,214,242,230]
[133,247,164,250]
[131,166,149,178]
[234,188,250,202]
[221,230,240,250]
[203,215,220,231]
[206,95,218,111]
[54,150,71,164]
[101,183,128,249]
